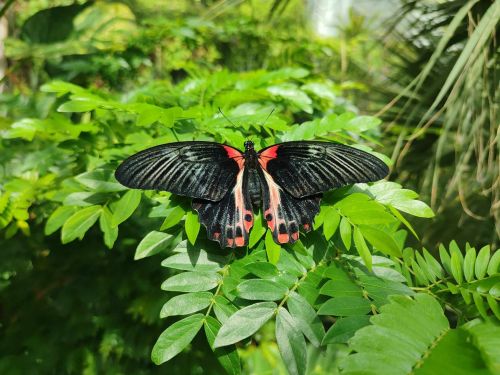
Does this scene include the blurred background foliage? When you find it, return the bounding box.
[0,0,498,374]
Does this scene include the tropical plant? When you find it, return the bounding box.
[377,0,499,249]
[0,2,498,375]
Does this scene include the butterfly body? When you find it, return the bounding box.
[115,140,388,248]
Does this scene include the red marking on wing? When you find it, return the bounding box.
[235,236,245,247]
[278,233,289,244]
[223,145,244,169]
[227,238,234,247]
[291,232,299,241]
[258,145,279,170]
[303,223,311,231]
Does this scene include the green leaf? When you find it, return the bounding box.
[160,292,213,318]
[439,244,453,275]
[340,294,494,375]
[111,190,141,227]
[135,231,174,260]
[463,319,500,374]
[265,230,281,264]
[57,100,98,112]
[318,296,372,316]
[248,212,266,248]
[214,302,277,348]
[237,279,288,301]
[323,207,341,240]
[213,296,238,324]
[185,210,200,245]
[151,313,204,365]
[244,262,279,279]
[463,248,477,283]
[287,292,325,347]
[353,227,372,271]
[204,316,241,375]
[61,205,102,244]
[161,247,228,272]
[161,271,221,292]
[99,206,118,248]
[160,206,185,230]
[340,217,352,250]
[475,246,490,279]
[322,315,371,345]
[45,206,76,236]
[359,226,402,257]
[276,307,307,375]
[487,249,500,277]
[451,250,464,284]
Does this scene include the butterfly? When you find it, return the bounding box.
[115,140,389,248]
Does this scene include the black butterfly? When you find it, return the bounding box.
[115,141,388,248]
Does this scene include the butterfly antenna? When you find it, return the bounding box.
[261,107,276,127]
[218,107,239,128]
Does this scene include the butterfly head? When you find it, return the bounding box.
[244,140,254,151]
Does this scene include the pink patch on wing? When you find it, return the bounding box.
[223,145,244,168]
[258,145,279,170]
[278,233,290,244]
[291,232,299,241]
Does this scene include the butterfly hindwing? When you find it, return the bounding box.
[115,142,242,201]
[258,141,389,198]
[193,167,254,248]
[259,167,320,245]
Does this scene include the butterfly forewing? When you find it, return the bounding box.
[258,141,389,198]
[115,142,241,201]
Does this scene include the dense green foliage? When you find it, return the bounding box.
[0,1,498,375]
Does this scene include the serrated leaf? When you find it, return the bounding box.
[353,227,372,271]
[265,230,281,264]
[151,314,204,365]
[185,210,200,245]
[135,231,174,260]
[161,271,221,292]
[276,307,307,375]
[160,292,213,318]
[204,317,241,375]
[214,302,277,348]
[61,205,102,244]
[237,279,288,301]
